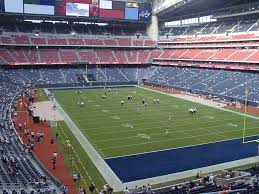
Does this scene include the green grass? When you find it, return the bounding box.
[37,88,49,101]
[52,87,259,158]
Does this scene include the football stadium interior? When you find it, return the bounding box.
[0,0,259,193]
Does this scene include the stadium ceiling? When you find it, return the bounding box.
[156,0,259,22]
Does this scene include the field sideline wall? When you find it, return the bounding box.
[36,81,138,88]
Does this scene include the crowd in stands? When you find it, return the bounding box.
[158,19,259,66]
[151,167,259,194]
[0,69,61,193]
[1,18,259,68]
[0,14,258,193]
[2,66,259,104]
[160,19,259,37]
[0,63,258,193]
[5,67,150,85]
[145,66,259,103]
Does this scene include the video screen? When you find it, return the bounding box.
[99,0,124,19]
[0,0,151,22]
[66,2,89,16]
[24,0,55,15]
[56,0,97,17]
[5,0,23,13]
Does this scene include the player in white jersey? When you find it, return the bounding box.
[165,127,169,136]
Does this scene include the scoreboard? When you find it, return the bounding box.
[0,0,152,22]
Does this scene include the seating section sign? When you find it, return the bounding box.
[1,0,151,22]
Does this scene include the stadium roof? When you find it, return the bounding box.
[156,0,259,22]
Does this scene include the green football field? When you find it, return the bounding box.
[53,86,259,158]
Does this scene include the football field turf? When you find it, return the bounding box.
[52,86,259,158]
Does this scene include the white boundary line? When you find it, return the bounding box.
[46,86,259,191]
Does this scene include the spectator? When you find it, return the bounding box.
[52,157,56,169]
[103,184,108,194]
[55,132,59,140]
[63,185,68,194]
[36,132,42,142]
[79,187,84,194]
[23,122,26,128]
[72,171,78,182]
[77,171,81,180]
[24,128,29,136]
[146,184,152,194]
[31,131,35,139]
[209,174,214,184]
[30,143,34,150]
[133,186,138,194]
[107,184,113,194]
[53,152,58,160]
[141,185,147,194]
[124,187,130,194]
[51,137,54,144]
[89,183,96,194]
